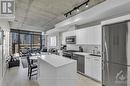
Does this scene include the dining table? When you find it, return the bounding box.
[30,56,38,60]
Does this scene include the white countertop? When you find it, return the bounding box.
[73,52,91,56]
[73,52,101,57]
[39,54,76,68]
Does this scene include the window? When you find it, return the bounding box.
[50,36,56,46]
[10,29,44,54]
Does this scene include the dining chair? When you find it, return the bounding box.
[27,56,38,80]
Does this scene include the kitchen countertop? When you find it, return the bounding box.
[38,54,77,86]
[39,54,76,68]
[74,52,91,56]
[73,52,101,57]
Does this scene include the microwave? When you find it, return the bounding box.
[66,36,76,44]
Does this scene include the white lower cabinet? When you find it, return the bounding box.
[85,57,92,77]
[85,56,102,82]
[92,57,102,81]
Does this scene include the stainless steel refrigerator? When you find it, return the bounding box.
[102,21,130,86]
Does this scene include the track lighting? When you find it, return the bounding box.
[64,0,90,17]
[76,8,79,12]
[85,4,88,8]
[69,12,71,15]
[64,14,67,17]
[64,11,72,17]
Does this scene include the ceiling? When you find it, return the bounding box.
[10,0,104,31]
[47,0,130,34]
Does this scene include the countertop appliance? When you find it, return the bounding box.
[102,21,130,86]
[66,36,76,44]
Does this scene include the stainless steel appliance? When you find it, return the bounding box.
[102,21,130,86]
[66,36,76,44]
[62,50,79,58]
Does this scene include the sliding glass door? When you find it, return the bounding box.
[19,33,32,53]
[10,29,44,54]
[31,35,41,49]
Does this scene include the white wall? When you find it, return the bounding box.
[0,21,10,85]
[47,32,61,49]
[11,24,45,32]
[46,30,77,50]
[46,25,77,50]
[0,39,3,86]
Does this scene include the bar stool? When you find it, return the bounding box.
[27,56,38,80]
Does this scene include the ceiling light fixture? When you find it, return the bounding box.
[85,4,89,8]
[64,0,90,17]
[76,8,79,12]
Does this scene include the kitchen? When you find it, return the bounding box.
[36,23,102,86]
[46,23,102,82]
[45,14,130,86]
[0,0,130,86]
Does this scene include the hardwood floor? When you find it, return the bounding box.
[2,63,101,86]
[78,74,101,86]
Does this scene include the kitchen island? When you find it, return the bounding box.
[38,54,77,86]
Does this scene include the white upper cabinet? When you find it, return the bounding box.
[76,25,101,45]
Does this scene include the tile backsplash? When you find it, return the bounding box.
[81,44,101,54]
[67,44,79,51]
[66,44,101,54]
